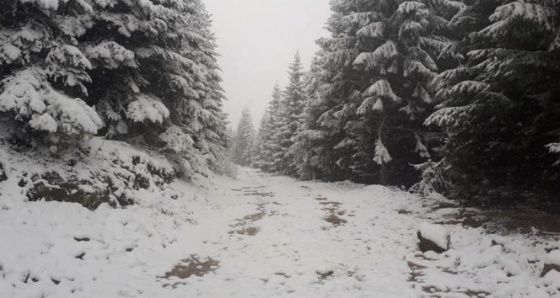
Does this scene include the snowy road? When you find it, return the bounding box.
[177,167,423,297]
[2,168,559,297]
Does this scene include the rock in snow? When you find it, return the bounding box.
[417,222,450,253]
[541,250,560,277]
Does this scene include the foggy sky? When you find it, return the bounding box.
[203,0,331,128]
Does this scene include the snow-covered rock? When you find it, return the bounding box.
[417,222,450,253]
[541,250,560,277]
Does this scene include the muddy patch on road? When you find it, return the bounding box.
[230,203,267,236]
[160,255,219,287]
[231,226,260,236]
[316,199,348,228]
[325,213,347,226]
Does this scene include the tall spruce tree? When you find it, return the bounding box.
[231,107,255,166]
[292,0,464,184]
[0,0,229,175]
[0,0,105,150]
[255,84,284,172]
[426,0,560,203]
[273,52,306,176]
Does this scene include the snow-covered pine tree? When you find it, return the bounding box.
[255,84,284,172]
[426,0,560,203]
[350,0,466,185]
[272,52,307,176]
[293,0,464,185]
[250,112,269,169]
[290,51,345,181]
[0,0,230,176]
[0,0,104,150]
[86,0,229,175]
[231,107,255,167]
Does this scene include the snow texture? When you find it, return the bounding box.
[1,165,560,297]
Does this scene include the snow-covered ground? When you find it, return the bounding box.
[1,167,560,297]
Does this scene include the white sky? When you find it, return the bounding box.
[203,0,331,128]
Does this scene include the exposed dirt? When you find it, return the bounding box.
[233,226,260,236]
[242,212,264,222]
[230,196,268,236]
[324,213,347,226]
[320,201,342,207]
[407,261,426,282]
[317,199,347,227]
[162,256,219,280]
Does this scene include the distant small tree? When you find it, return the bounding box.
[254,84,284,172]
[231,108,255,166]
[272,53,307,176]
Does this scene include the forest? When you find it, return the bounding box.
[230,0,560,208]
[2,0,560,297]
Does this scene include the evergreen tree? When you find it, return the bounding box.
[0,0,230,175]
[255,84,284,172]
[291,51,340,180]
[293,0,463,184]
[426,0,560,203]
[231,107,255,166]
[250,113,269,169]
[0,0,104,150]
[272,52,306,176]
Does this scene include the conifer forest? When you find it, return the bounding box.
[230,0,560,207]
[2,0,560,297]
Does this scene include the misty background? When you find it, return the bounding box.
[203,0,331,127]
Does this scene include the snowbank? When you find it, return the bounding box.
[0,137,178,210]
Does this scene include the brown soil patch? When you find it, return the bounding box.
[317,198,348,227]
[407,261,426,282]
[162,256,219,280]
[325,213,347,226]
[320,201,342,206]
[234,226,260,236]
[419,287,490,297]
[242,212,264,222]
[231,203,267,235]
